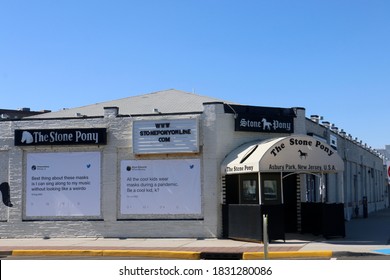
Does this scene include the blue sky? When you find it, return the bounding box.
[1,0,389,148]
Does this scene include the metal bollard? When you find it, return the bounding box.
[263,214,269,260]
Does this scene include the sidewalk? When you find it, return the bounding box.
[1,207,389,259]
[300,206,390,256]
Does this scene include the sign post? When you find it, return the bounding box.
[263,214,269,260]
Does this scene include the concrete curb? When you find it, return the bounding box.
[11,249,201,260]
[243,251,333,260]
[102,250,200,260]
[332,251,384,258]
[5,249,336,259]
[12,250,104,257]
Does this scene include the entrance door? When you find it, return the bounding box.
[260,173,285,241]
[283,174,298,232]
[223,173,285,241]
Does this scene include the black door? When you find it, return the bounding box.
[283,174,298,232]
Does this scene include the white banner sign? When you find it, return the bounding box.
[26,152,101,217]
[120,159,201,215]
[133,119,199,154]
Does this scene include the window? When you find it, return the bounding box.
[264,180,278,201]
[261,173,282,204]
[242,180,258,202]
[239,174,259,204]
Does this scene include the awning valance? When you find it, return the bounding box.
[221,135,344,175]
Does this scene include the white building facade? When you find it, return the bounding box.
[0,90,387,238]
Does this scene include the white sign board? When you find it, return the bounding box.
[133,119,199,154]
[120,159,201,215]
[26,152,101,217]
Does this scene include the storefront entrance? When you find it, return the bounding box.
[223,172,298,241]
[221,135,345,241]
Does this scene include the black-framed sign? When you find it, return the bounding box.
[235,114,294,133]
[14,128,107,146]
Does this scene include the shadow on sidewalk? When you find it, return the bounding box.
[270,207,390,247]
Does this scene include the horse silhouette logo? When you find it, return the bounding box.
[298,150,308,159]
[21,131,34,144]
[0,182,13,207]
[262,118,272,130]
